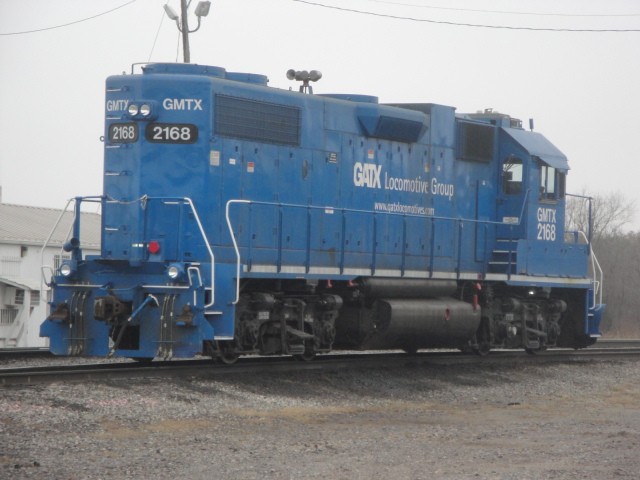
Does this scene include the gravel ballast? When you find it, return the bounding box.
[1,357,639,479]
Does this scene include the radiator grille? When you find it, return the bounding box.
[214,95,300,146]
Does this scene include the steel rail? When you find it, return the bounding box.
[2,345,640,387]
[589,339,640,349]
[0,347,52,357]
[0,339,635,358]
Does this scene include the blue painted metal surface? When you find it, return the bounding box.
[40,63,603,358]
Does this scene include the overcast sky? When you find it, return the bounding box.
[1,0,639,226]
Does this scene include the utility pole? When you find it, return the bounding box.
[180,0,191,64]
[164,1,211,63]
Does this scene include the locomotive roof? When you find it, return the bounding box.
[503,127,569,171]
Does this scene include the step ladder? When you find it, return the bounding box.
[488,238,518,274]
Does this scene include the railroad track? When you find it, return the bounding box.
[591,339,640,349]
[2,341,640,387]
[0,339,629,357]
[0,347,51,357]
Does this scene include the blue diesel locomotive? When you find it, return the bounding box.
[41,63,604,361]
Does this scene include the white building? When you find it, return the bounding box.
[0,203,100,347]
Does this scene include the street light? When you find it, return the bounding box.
[164,1,211,63]
[194,1,211,17]
[163,4,179,21]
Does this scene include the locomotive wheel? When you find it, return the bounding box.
[472,341,491,356]
[293,347,316,362]
[459,344,473,354]
[525,345,548,355]
[215,341,239,365]
[218,351,239,365]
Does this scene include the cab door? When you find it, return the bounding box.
[496,154,527,240]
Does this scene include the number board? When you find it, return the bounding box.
[108,123,139,143]
[145,123,198,144]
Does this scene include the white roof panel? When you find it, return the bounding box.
[0,276,41,291]
[0,203,101,249]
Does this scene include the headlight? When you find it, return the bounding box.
[124,101,157,120]
[60,262,75,277]
[166,263,185,280]
[167,266,180,279]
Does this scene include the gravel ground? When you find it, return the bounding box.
[1,356,639,480]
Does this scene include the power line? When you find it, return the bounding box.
[363,0,640,18]
[292,0,640,32]
[148,7,167,62]
[175,30,182,63]
[0,1,137,36]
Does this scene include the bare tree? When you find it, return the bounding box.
[595,232,640,337]
[565,189,636,241]
[564,189,639,337]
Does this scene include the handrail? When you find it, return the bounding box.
[229,199,516,228]
[226,199,251,304]
[224,198,531,301]
[39,196,103,292]
[501,189,530,278]
[40,198,74,289]
[153,197,216,308]
[49,195,596,313]
[42,196,217,308]
[108,195,217,307]
[566,193,594,244]
[187,265,203,306]
[225,197,599,291]
[578,230,603,308]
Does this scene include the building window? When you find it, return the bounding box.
[13,289,25,305]
[30,290,40,307]
[54,254,71,271]
[0,308,18,325]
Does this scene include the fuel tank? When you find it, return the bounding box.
[335,298,480,350]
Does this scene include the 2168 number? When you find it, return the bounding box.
[145,123,198,144]
[108,123,138,143]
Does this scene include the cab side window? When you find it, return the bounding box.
[540,164,566,201]
[502,156,523,195]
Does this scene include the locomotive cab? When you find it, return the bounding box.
[498,120,575,278]
[461,110,575,276]
[457,111,601,351]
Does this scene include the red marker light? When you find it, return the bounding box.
[148,241,161,254]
